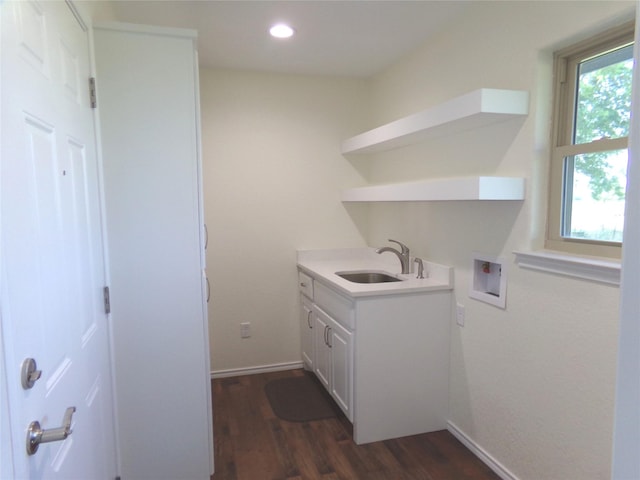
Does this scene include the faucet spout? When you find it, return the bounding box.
[376,239,411,274]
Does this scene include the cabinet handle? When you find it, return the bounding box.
[206,277,210,303]
[323,325,332,347]
[300,282,307,287]
[204,224,208,250]
[307,310,312,329]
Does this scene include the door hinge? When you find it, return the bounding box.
[103,286,111,314]
[89,77,97,108]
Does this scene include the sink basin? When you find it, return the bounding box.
[336,271,402,284]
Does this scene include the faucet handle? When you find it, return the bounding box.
[414,257,425,279]
[388,239,409,254]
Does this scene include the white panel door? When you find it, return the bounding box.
[1,1,117,478]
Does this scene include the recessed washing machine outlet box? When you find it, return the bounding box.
[469,253,507,309]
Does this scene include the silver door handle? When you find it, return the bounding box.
[27,406,76,455]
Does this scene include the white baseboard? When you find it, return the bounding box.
[447,421,519,480]
[211,361,304,379]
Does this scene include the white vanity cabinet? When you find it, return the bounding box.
[298,258,451,445]
[353,291,450,444]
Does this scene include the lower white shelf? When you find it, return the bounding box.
[341,176,525,202]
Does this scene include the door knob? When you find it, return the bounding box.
[20,358,42,390]
[26,406,76,455]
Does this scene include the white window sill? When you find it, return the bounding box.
[513,250,621,286]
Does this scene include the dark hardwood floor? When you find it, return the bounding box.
[211,369,499,480]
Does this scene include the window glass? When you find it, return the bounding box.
[562,149,627,242]
[574,44,633,145]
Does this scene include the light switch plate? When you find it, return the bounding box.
[240,322,251,338]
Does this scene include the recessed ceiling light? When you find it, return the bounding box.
[269,23,295,39]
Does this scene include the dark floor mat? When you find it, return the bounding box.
[264,373,338,422]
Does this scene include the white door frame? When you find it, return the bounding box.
[82,0,122,473]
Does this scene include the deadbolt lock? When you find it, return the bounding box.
[20,358,42,390]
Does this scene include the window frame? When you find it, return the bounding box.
[546,22,634,259]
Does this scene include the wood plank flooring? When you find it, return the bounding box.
[211,368,499,480]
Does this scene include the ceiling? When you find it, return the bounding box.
[108,1,471,78]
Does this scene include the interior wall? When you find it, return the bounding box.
[199,69,370,373]
[364,2,634,479]
[77,1,117,23]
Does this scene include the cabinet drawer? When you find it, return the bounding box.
[314,281,354,330]
[298,271,314,299]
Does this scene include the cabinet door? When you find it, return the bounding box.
[313,308,331,391]
[329,320,353,421]
[300,296,314,370]
[94,23,213,478]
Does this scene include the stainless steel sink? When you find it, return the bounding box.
[336,271,402,284]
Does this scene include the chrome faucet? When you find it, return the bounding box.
[376,239,411,274]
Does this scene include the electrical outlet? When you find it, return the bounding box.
[456,303,465,327]
[240,322,251,338]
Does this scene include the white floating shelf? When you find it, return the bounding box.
[341,88,529,155]
[341,176,525,202]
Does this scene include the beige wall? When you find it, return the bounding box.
[199,2,634,478]
[199,70,370,373]
[77,1,117,23]
[365,1,634,479]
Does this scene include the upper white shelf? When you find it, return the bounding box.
[341,88,529,155]
[341,176,525,202]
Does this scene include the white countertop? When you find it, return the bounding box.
[297,248,453,298]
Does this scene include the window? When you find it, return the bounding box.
[547,22,634,258]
